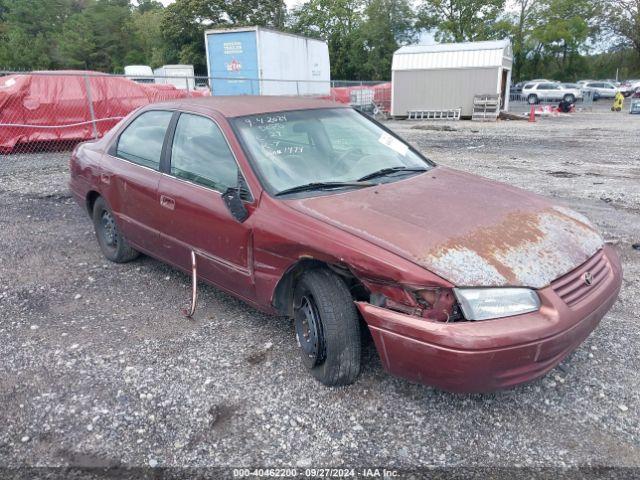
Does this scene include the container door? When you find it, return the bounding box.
[208,31,259,96]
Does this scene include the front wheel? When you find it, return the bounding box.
[527,94,538,105]
[92,196,139,263]
[293,269,361,386]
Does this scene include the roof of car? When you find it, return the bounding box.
[147,96,348,118]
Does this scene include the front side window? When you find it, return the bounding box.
[116,110,173,169]
[170,113,239,191]
[232,108,431,195]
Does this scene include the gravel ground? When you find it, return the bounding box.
[0,107,639,476]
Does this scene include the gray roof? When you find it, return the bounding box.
[393,39,512,71]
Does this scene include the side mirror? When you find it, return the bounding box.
[222,187,249,223]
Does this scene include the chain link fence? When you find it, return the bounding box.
[0,71,391,158]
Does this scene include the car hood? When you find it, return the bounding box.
[287,167,604,288]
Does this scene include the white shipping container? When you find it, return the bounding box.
[204,26,330,96]
[153,65,195,90]
[124,65,154,84]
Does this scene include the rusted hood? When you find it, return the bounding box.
[288,167,604,288]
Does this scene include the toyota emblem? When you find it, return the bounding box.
[583,271,593,286]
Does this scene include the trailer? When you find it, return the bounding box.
[204,26,330,96]
[124,65,154,84]
[153,65,195,90]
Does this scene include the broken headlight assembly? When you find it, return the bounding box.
[365,281,463,322]
[453,288,541,321]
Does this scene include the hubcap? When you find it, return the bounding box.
[294,295,325,368]
[101,210,117,247]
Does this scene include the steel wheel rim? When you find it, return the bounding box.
[294,295,325,368]
[100,210,117,247]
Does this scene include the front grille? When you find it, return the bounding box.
[552,250,611,308]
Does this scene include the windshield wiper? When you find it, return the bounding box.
[275,181,373,197]
[357,166,428,182]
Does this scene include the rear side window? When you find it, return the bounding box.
[116,110,173,169]
[170,113,239,191]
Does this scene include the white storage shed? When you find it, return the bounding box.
[391,39,513,117]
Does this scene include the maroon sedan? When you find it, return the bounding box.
[69,97,622,393]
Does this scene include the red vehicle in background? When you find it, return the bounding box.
[0,71,207,153]
[68,96,622,393]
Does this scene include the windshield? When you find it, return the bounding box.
[232,108,432,195]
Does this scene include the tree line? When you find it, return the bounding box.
[0,0,638,81]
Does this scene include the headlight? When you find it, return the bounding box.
[453,288,540,321]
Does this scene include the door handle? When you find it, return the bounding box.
[160,195,175,210]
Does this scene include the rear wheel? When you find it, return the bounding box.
[527,94,538,105]
[293,269,361,386]
[92,196,139,263]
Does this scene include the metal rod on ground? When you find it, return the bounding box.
[182,251,198,318]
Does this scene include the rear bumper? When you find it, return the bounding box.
[356,246,623,393]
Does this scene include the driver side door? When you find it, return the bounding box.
[156,112,256,299]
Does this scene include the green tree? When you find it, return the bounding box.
[603,0,640,61]
[290,0,365,79]
[161,0,286,74]
[128,2,167,68]
[526,0,600,80]
[355,0,416,80]
[0,0,74,69]
[509,0,541,81]
[417,0,507,42]
[55,0,134,72]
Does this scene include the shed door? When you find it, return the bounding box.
[500,69,509,109]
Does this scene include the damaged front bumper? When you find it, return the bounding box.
[356,245,623,393]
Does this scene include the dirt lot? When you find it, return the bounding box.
[1,107,639,475]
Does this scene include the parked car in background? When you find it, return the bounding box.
[0,71,207,153]
[522,81,582,104]
[620,80,640,97]
[510,82,525,94]
[560,83,584,99]
[69,96,622,393]
[582,81,619,99]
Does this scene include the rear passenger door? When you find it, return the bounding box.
[157,112,255,299]
[109,110,174,255]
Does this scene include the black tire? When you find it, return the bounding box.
[527,94,538,105]
[92,196,139,263]
[293,269,361,386]
[563,94,575,103]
